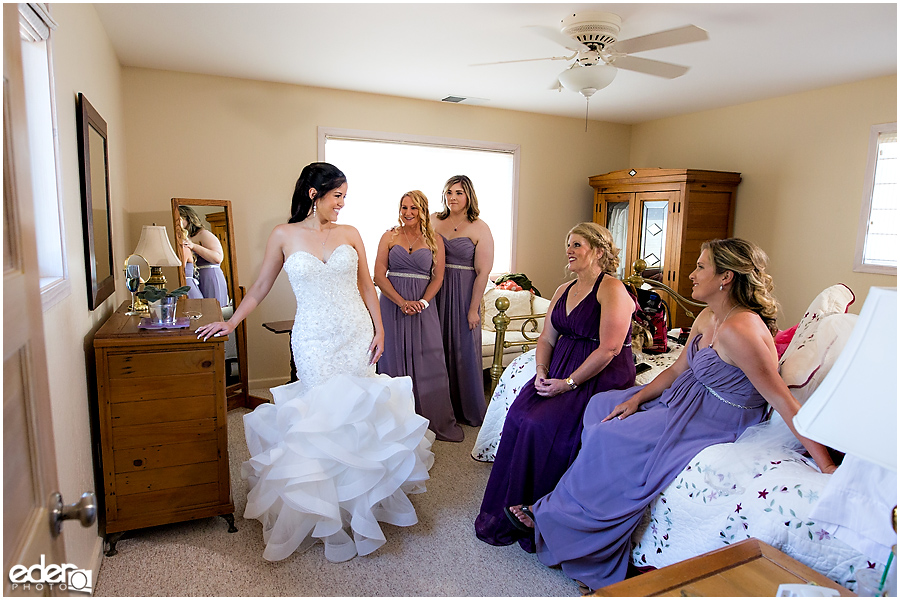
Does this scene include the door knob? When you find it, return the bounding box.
[49,492,97,536]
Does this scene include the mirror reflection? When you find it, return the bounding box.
[172,198,248,407]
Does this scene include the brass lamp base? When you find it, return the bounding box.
[145,266,168,289]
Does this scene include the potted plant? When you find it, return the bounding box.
[137,285,191,325]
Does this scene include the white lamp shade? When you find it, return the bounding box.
[793,287,897,471]
[558,64,618,95]
[133,225,182,268]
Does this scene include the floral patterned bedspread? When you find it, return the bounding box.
[471,347,878,592]
[630,442,875,592]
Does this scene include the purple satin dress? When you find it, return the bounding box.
[435,236,485,427]
[475,274,635,551]
[533,334,767,590]
[377,246,463,442]
[196,254,229,307]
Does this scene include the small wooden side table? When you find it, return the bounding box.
[261,319,297,384]
[593,538,855,597]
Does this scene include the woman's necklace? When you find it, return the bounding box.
[313,223,331,257]
[449,213,466,232]
[572,271,600,299]
[403,228,422,252]
[708,304,740,347]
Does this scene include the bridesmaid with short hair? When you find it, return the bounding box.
[432,175,494,427]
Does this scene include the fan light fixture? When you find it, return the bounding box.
[558,64,617,98]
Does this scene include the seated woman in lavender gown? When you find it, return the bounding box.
[432,175,494,427]
[475,222,636,551]
[375,190,464,442]
[506,238,837,593]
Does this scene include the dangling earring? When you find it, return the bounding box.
[312,201,317,217]
[719,284,724,291]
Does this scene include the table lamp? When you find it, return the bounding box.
[132,225,182,289]
[793,286,897,595]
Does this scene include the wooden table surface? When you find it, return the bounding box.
[593,538,855,597]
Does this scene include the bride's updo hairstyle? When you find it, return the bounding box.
[289,162,347,223]
[702,238,779,336]
[567,222,621,276]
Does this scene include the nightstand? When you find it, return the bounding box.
[593,538,855,596]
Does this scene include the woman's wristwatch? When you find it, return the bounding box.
[565,377,578,390]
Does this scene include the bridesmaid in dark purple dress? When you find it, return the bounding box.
[506,239,837,592]
[375,191,463,442]
[432,175,494,427]
[475,222,636,551]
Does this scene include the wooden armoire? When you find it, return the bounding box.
[589,168,742,328]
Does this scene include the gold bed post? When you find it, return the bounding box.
[489,296,511,398]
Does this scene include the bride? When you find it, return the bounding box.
[196,162,435,563]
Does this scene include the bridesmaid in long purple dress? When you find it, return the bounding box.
[178,205,230,306]
[432,175,494,427]
[375,191,463,442]
[475,223,636,551]
[506,239,837,592]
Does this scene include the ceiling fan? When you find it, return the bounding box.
[477,11,709,99]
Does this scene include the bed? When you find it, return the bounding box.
[473,282,886,592]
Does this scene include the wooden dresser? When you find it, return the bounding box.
[589,168,741,328]
[93,298,235,555]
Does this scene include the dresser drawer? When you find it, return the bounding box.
[108,372,218,404]
[110,395,218,426]
[117,461,219,496]
[113,439,220,473]
[107,348,216,378]
[115,483,221,522]
[111,419,218,449]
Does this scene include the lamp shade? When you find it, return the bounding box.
[558,64,618,97]
[793,287,897,471]
[133,225,182,268]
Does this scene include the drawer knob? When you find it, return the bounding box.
[201,361,212,368]
[133,459,143,467]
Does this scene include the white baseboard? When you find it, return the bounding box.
[87,534,104,595]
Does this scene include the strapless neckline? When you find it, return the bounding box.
[285,244,353,266]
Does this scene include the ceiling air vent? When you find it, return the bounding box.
[440,95,489,106]
[442,96,466,103]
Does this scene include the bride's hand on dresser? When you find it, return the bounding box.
[196,320,234,341]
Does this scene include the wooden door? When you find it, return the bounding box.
[3,3,65,593]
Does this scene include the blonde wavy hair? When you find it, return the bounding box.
[393,190,438,258]
[702,238,779,336]
[567,222,621,276]
[437,175,480,222]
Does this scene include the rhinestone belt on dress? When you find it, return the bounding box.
[386,271,430,280]
[702,382,765,410]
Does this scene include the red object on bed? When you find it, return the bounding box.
[774,324,798,358]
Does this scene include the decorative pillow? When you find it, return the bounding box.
[482,287,535,332]
[779,312,858,403]
[779,283,855,364]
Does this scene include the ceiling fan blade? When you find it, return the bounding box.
[611,55,690,79]
[470,55,572,67]
[614,24,708,55]
[525,25,589,53]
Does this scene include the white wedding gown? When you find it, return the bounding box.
[242,244,435,562]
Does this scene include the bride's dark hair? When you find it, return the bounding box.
[288,162,347,223]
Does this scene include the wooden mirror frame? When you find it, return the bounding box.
[171,198,250,410]
[76,93,115,310]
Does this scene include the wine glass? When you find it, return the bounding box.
[125,264,141,315]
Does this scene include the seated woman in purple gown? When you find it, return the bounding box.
[432,175,494,427]
[375,191,464,442]
[475,222,636,551]
[506,238,838,593]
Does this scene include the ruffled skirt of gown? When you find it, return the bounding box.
[241,373,435,562]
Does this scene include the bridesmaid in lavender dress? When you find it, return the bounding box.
[179,205,230,306]
[179,226,203,299]
[375,191,464,442]
[475,223,636,552]
[506,239,837,592]
[432,175,494,427]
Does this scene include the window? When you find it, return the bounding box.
[319,128,518,275]
[20,3,69,308]
[854,123,897,274]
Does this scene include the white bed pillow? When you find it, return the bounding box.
[482,287,543,332]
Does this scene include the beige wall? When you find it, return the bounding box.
[630,75,897,326]
[120,68,631,386]
[43,3,128,572]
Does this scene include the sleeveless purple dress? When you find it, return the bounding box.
[196,254,229,307]
[533,334,767,590]
[475,274,635,551]
[184,262,203,299]
[435,236,486,427]
[377,246,464,442]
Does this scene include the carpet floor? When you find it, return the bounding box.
[93,390,579,597]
